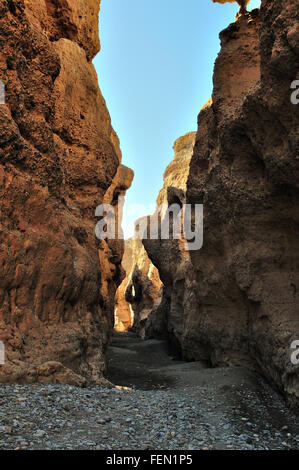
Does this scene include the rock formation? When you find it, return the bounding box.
[0,0,133,385]
[156,132,197,209]
[123,133,196,340]
[114,131,196,337]
[100,164,134,335]
[114,238,135,332]
[126,238,163,338]
[142,132,196,347]
[212,0,251,16]
[114,237,162,338]
[142,2,299,408]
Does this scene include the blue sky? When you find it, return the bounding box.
[94,0,261,238]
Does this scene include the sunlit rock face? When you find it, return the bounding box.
[156,133,197,208]
[100,165,134,335]
[114,239,135,333]
[114,131,195,338]
[126,238,163,339]
[212,0,251,21]
[114,238,162,338]
[140,132,196,347]
[142,2,299,407]
[0,0,132,385]
[212,0,250,14]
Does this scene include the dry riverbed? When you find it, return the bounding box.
[0,333,298,450]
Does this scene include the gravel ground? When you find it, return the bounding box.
[0,333,298,451]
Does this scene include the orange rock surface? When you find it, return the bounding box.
[0,0,133,385]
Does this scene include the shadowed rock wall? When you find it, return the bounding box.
[142,2,299,408]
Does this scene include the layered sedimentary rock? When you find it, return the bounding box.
[143,2,299,408]
[114,237,162,338]
[0,0,132,385]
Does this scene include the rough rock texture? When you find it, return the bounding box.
[212,0,250,14]
[114,238,162,338]
[156,133,197,209]
[0,0,132,385]
[99,165,134,335]
[126,238,162,338]
[142,132,196,346]
[126,133,195,340]
[114,239,135,332]
[143,2,299,408]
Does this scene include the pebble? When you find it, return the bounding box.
[34,430,46,438]
[0,381,297,451]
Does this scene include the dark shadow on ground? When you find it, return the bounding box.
[105,331,208,390]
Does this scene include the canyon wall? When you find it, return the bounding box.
[115,237,162,338]
[142,2,299,408]
[114,134,196,338]
[114,238,135,332]
[142,132,196,347]
[0,0,133,385]
[125,237,162,338]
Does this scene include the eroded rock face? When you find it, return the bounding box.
[143,2,299,408]
[126,239,163,338]
[212,0,251,16]
[119,133,195,341]
[156,132,197,208]
[114,238,162,338]
[114,239,135,332]
[0,0,132,385]
[142,132,196,346]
